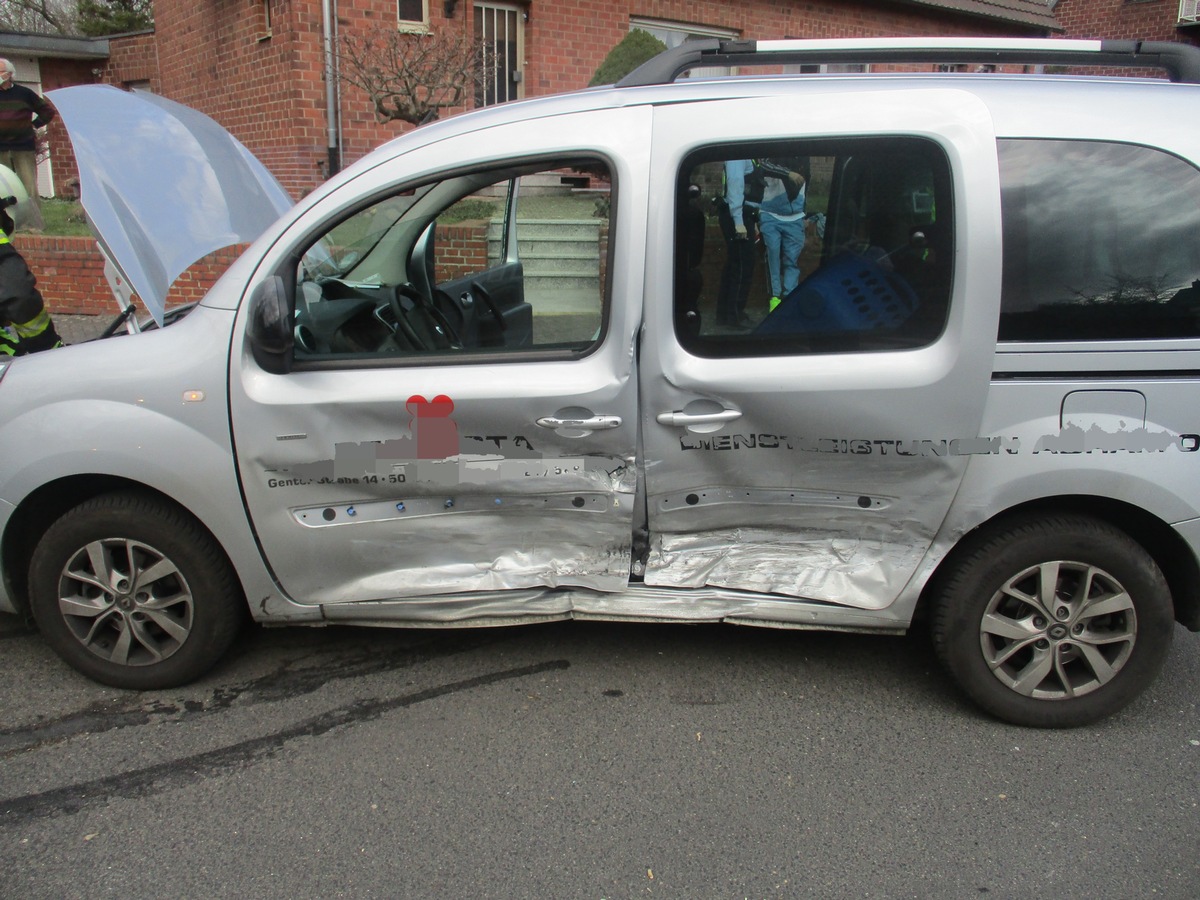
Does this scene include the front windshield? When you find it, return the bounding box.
[300,193,422,284]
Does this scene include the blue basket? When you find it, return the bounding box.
[755,252,918,335]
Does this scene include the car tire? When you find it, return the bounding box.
[28,492,245,689]
[931,514,1174,727]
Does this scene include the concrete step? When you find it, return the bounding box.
[488,219,601,241]
[520,254,599,273]
[481,217,603,296]
[524,274,601,294]
[485,250,600,277]
[524,286,602,315]
[511,241,600,258]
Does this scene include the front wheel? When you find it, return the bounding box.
[29,492,245,689]
[931,515,1174,727]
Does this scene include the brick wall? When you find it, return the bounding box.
[1055,0,1198,44]
[435,222,490,283]
[15,236,109,316]
[527,0,1026,97]
[14,234,242,318]
[341,0,1030,179]
[146,1,327,199]
[102,30,160,88]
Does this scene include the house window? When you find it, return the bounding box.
[257,0,272,41]
[398,0,426,26]
[631,18,737,78]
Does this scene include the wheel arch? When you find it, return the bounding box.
[2,476,246,618]
[920,495,1200,631]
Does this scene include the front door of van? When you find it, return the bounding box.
[229,108,648,607]
[639,92,1002,610]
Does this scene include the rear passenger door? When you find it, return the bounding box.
[640,91,1003,610]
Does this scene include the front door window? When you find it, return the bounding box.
[292,159,609,363]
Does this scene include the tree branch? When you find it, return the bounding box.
[337,26,492,126]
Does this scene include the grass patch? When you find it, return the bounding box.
[439,198,501,224]
[38,198,92,237]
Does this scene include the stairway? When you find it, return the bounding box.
[488,218,603,314]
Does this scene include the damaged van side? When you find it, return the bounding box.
[2,38,1199,727]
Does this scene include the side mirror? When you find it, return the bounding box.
[247,276,293,374]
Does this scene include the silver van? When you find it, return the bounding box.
[3,38,1199,726]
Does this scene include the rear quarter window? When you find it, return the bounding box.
[999,139,1200,342]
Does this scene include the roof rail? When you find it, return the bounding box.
[616,37,1200,87]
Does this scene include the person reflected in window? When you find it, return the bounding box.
[717,159,758,327]
[755,158,808,312]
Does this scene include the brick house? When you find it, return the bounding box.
[1055,0,1200,42]
[110,0,1065,199]
[6,1,1200,203]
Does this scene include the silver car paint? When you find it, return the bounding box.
[639,90,1001,609]
[0,305,278,615]
[4,74,1200,633]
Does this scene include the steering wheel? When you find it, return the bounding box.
[390,283,463,351]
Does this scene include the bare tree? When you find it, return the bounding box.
[1066,271,1180,306]
[0,0,77,34]
[337,25,490,126]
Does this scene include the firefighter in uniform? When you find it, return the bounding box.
[0,195,64,355]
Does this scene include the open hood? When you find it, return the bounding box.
[48,85,294,324]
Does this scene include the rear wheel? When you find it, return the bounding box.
[29,492,244,689]
[931,515,1174,727]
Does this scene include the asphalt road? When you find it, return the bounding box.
[54,313,115,345]
[2,612,1198,899]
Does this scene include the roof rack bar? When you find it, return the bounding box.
[616,37,1200,87]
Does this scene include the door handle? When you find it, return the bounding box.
[536,414,622,432]
[656,408,742,427]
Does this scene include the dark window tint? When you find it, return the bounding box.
[999,140,1200,342]
[676,137,953,357]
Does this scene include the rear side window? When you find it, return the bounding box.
[674,137,954,357]
[999,140,1200,342]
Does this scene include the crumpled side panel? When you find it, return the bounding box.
[644,524,929,610]
[259,451,636,605]
[315,583,912,633]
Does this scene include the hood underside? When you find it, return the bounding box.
[49,85,293,324]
